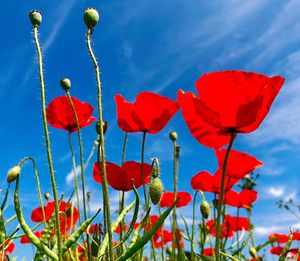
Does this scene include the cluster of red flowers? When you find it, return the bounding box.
[41,70,285,259]
[268,232,300,259]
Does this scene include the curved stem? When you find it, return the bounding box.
[19,157,47,228]
[33,26,62,260]
[215,132,235,261]
[86,28,113,260]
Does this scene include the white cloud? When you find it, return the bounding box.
[266,186,285,198]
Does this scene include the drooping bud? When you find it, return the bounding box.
[169,131,177,142]
[249,246,257,258]
[60,78,71,91]
[29,10,42,27]
[96,120,108,135]
[87,191,91,201]
[200,200,210,219]
[84,8,99,29]
[7,166,21,183]
[149,177,164,205]
[44,192,50,200]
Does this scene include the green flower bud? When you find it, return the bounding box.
[249,246,257,258]
[200,200,210,219]
[169,131,177,141]
[84,8,99,29]
[60,78,71,91]
[29,10,42,27]
[44,192,50,200]
[149,177,164,205]
[7,166,21,183]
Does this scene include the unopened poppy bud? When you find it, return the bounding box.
[200,200,210,219]
[44,192,50,200]
[7,166,21,183]
[87,191,91,201]
[84,8,99,29]
[60,78,71,91]
[96,120,108,135]
[169,131,177,141]
[149,177,164,205]
[29,10,42,27]
[249,246,257,258]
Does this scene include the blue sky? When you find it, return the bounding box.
[1,0,300,258]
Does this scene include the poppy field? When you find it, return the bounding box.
[1,5,299,261]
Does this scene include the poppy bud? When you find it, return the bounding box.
[200,200,210,219]
[7,166,21,183]
[87,191,91,201]
[29,10,42,27]
[249,246,257,258]
[149,177,164,205]
[84,8,99,29]
[44,192,50,200]
[96,120,108,135]
[60,78,71,91]
[169,131,177,141]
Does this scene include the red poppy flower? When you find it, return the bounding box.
[31,201,79,234]
[159,191,192,208]
[226,215,250,232]
[46,96,96,132]
[225,189,258,209]
[206,219,234,238]
[20,230,44,244]
[87,224,103,234]
[115,92,179,134]
[178,70,285,148]
[191,169,239,194]
[216,149,263,179]
[203,248,215,256]
[268,233,289,243]
[93,161,152,191]
[270,246,284,255]
[293,232,300,240]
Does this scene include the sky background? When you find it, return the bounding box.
[1,0,300,259]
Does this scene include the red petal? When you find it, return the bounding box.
[46,96,95,132]
[115,94,141,132]
[195,71,284,132]
[115,92,178,134]
[177,90,231,148]
[159,191,192,208]
[216,149,263,179]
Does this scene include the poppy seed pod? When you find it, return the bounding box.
[84,8,99,29]
[169,131,177,141]
[60,78,71,91]
[249,246,257,258]
[200,200,210,219]
[149,177,164,205]
[29,10,42,27]
[7,166,21,183]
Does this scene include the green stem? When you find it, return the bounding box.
[191,191,199,260]
[19,157,47,228]
[86,28,113,260]
[141,131,147,205]
[32,27,62,260]
[215,132,235,261]
[158,206,165,261]
[172,142,179,259]
[67,133,81,225]
[247,209,256,248]
[119,133,128,253]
